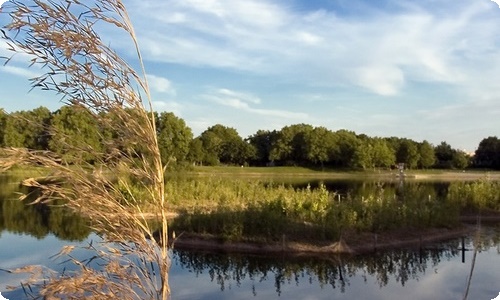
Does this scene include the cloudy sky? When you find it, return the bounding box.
[1,0,500,151]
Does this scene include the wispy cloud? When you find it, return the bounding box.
[152,100,182,115]
[216,88,261,104]
[147,74,175,95]
[127,0,500,96]
[204,88,308,119]
[0,65,41,78]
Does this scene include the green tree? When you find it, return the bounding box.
[452,150,469,169]
[247,130,278,165]
[3,107,51,150]
[396,139,419,169]
[269,124,313,165]
[352,141,373,169]
[199,130,222,165]
[156,112,193,167]
[199,124,252,165]
[187,137,205,166]
[372,138,396,168]
[0,109,6,147]
[475,136,500,169]
[418,140,436,169]
[49,105,102,164]
[305,126,336,167]
[434,141,454,168]
[330,130,359,168]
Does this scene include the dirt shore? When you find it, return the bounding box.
[170,223,485,257]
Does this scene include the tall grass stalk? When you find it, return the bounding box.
[1,1,169,298]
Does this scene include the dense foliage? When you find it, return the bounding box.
[0,105,498,169]
[168,178,499,242]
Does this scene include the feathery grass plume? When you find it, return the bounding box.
[1,0,170,298]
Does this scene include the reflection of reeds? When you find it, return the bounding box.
[463,216,480,300]
[1,1,169,299]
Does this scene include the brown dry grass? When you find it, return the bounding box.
[1,1,169,299]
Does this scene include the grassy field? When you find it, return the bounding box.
[189,165,500,180]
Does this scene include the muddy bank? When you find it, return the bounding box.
[170,224,481,257]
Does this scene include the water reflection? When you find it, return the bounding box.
[170,225,500,299]
[1,175,499,299]
[0,175,91,241]
[289,178,452,203]
[172,244,455,295]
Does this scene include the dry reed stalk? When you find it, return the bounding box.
[1,1,170,299]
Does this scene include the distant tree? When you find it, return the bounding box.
[49,105,102,164]
[199,130,222,165]
[434,141,454,168]
[0,109,6,147]
[247,130,278,165]
[187,137,204,166]
[396,139,419,169]
[156,112,193,167]
[474,136,500,169]
[305,126,336,167]
[3,106,51,150]
[452,150,469,169]
[199,124,252,165]
[235,140,256,166]
[352,140,373,169]
[330,130,359,168]
[372,138,396,168]
[269,124,313,165]
[418,140,436,169]
[99,107,152,164]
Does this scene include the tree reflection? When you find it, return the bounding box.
[0,176,91,241]
[172,237,480,297]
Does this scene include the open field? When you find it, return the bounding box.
[189,166,500,180]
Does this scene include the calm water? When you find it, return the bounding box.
[1,175,499,299]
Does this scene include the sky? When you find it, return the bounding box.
[1,0,500,152]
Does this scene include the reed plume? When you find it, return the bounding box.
[1,0,170,298]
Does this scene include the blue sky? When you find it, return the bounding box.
[1,0,500,151]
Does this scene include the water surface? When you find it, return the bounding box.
[1,175,499,299]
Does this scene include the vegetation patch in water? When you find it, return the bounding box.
[167,178,499,243]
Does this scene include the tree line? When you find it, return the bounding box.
[1,106,499,170]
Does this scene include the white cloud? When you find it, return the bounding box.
[204,88,308,119]
[147,74,175,95]
[178,0,288,28]
[355,65,404,96]
[0,65,41,78]
[125,0,500,97]
[152,100,182,115]
[217,88,261,104]
[295,31,323,45]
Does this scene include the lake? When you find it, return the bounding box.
[1,175,499,299]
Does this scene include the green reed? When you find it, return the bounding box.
[168,177,499,243]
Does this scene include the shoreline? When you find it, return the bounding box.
[169,221,491,257]
[187,168,500,181]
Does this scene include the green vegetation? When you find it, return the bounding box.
[2,105,500,170]
[166,177,500,243]
[447,179,500,212]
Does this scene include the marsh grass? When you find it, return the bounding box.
[168,177,499,243]
[1,1,170,299]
